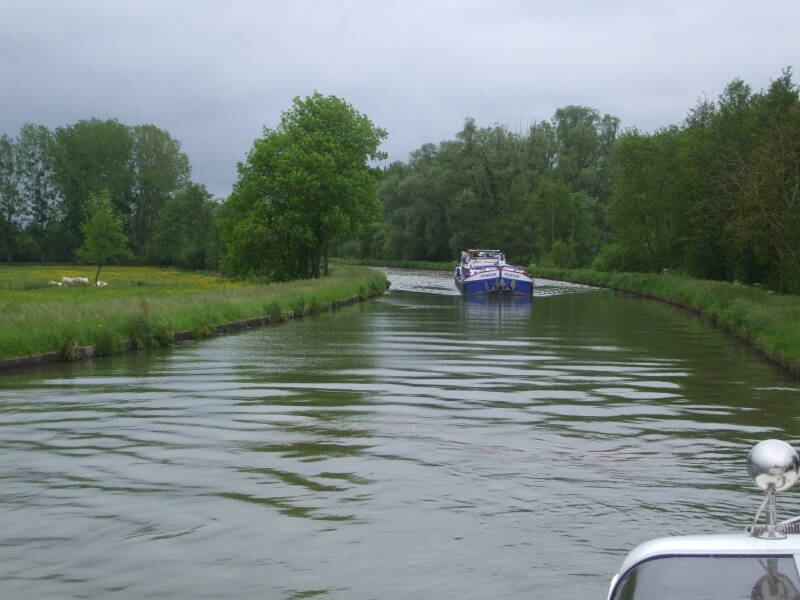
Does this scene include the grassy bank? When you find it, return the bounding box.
[528,266,800,375]
[0,264,388,361]
[333,258,453,271]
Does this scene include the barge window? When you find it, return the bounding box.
[612,555,800,600]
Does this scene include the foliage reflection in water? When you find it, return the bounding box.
[0,269,798,599]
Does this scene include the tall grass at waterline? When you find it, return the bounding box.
[528,266,800,374]
[333,258,454,271]
[0,265,388,361]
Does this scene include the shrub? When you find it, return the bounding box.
[153,319,175,348]
[265,301,283,321]
[291,297,306,316]
[95,328,123,356]
[62,339,81,361]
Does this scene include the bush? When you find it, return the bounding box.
[153,319,174,347]
[62,339,81,361]
[95,327,122,356]
[291,297,306,316]
[307,295,323,314]
[265,301,283,321]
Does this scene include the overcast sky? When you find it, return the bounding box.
[2,0,798,197]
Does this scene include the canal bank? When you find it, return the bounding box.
[0,265,388,370]
[337,259,800,377]
[527,266,800,378]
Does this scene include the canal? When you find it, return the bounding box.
[1,269,799,599]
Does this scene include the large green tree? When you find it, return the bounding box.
[223,92,387,280]
[50,119,194,263]
[16,124,59,262]
[0,134,22,264]
[606,127,688,272]
[53,118,134,257]
[151,183,219,270]
[130,124,191,262]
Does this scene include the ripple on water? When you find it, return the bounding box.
[0,272,797,599]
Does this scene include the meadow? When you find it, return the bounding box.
[0,264,388,362]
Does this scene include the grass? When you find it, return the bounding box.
[0,264,388,361]
[332,258,454,271]
[528,265,800,375]
[0,264,227,291]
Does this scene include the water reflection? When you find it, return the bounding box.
[460,294,533,323]
[0,271,798,599]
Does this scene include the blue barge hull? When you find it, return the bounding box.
[454,265,534,296]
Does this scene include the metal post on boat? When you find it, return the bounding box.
[765,491,779,535]
[746,439,800,538]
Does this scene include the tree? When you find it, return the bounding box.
[152,183,218,269]
[223,92,387,280]
[376,106,618,267]
[724,70,800,291]
[130,125,191,262]
[607,127,688,272]
[77,190,132,284]
[53,119,134,258]
[16,124,59,262]
[0,134,22,264]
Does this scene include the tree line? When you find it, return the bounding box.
[363,106,618,268]
[0,98,383,283]
[0,118,222,270]
[355,68,800,293]
[604,69,800,293]
[3,72,798,294]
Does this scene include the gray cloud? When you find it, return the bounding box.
[1,0,798,197]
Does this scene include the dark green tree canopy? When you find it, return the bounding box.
[0,133,21,264]
[223,92,387,280]
[602,68,800,292]
[379,107,616,267]
[151,182,220,270]
[16,123,59,262]
[50,118,191,262]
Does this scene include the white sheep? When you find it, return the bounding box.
[60,276,90,286]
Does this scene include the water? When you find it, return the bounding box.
[1,269,799,599]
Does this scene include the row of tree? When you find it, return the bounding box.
[604,69,800,293]
[0,119,221,269]
[356,69,800,293]
[3,73,798,294]
[364,105,619,268]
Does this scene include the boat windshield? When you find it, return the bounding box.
[611,555,800,600]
